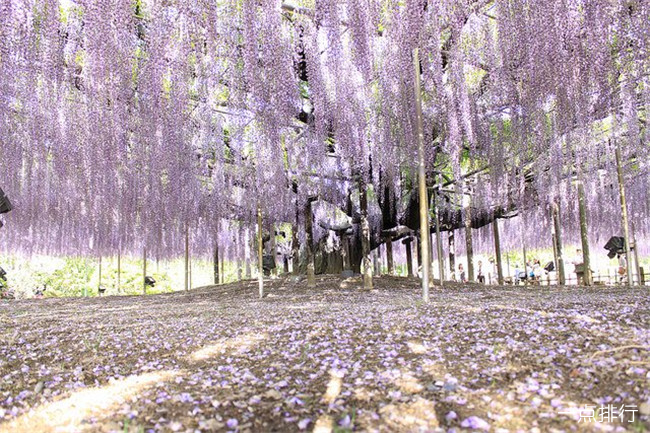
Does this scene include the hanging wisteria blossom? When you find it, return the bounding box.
[0,0,646,270]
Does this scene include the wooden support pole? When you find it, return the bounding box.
[434,191,445,287]
[385,237,394,276]
[429,231,435,280]
[415,236,421,271]
[551,219,559,282]
[493,219,504,285]
[143,246,148,295]
[305,199,316,288]
[235,227,241,281]
[522,230,528,287]
[257,204,264,298]
[292,221,300,274]
[632,223,641,286]
[615,142,633,286]
[371,248,381,275]
[360,180,373,289]
[414,47,430,301]
[448,231,456,280]
[220,247,224,284]
[98,256,102,295]
[270,223,278,277]
[184,225,189,292]
[341,234,351,272]
[245,227,252,279]
[464,183,474,282]
[552,202,566,285]
[404,239,414,277]
[213,236,220,285]
[117,249,121,294]
[577,174,593,286]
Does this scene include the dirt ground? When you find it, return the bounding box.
[0,275,648,432]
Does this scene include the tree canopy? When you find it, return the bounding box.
[0,0,648,261]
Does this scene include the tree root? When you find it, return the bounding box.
[626,361,650,366]
[589,345,650,360]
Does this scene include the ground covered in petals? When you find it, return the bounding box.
[1,276,649,432]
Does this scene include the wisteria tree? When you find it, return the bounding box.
[0,0,647,291]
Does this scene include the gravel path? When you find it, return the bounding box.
[1,276,648,432]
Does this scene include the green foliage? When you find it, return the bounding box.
[133,0,144,19]
[299,80,310,99]
[0,253,234,298]
[41,257,94,297]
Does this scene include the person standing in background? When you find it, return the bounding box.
[488,257,497,284]
[618,253,627,284]
[477,260,485,284]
